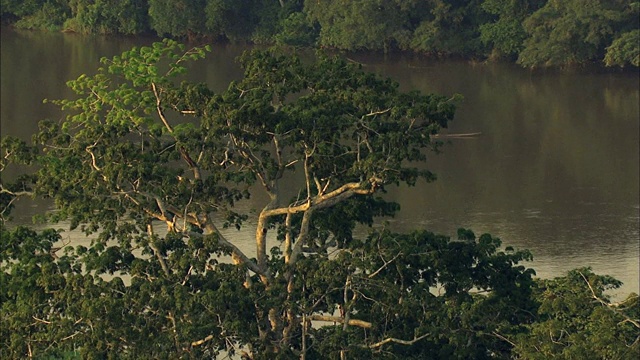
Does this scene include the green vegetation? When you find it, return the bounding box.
[1,40,638,359]
[1,0,638,68]
[517,0,634,67]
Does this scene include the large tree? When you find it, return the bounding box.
[0,40,543,358]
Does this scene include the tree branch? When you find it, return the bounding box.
[491,331,517,347]
[289,209,313,266]
[261,181,375,218]
[309,315,372,329]
[284,213,293,263]
[151,82,173,133]
[365,108,391,117]
[579,271,640,328]
[368,252,402,279]
[367,333,430,349]
[151,82,201,180]
[200,220,268,281]
[191,334,214,347]
[32,316,52,324]
[148,223,171,276]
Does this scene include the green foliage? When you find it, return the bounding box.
[518,0,631,67]
[1,0,48,18]
[245,0,285,44]
[205,0,257,41]
[0,221,540,358]
[148,0,207,38]
[64,0,149,35]
[0,224,254,358]
[3,0,638,68]
[298,229,538,359]
[12,0,70,31]
[305,0,418,52]
[513,268,639,359]
[605,29,640,67]
[479,0,545,58]
[410,0,488,56]
[274,11,318,47]
[203,0,292,44]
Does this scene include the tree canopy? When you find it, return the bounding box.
[2,0,638,68]
[1,40,638,359]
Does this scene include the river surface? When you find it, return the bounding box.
[1,27,638,297]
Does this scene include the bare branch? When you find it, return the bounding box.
[303,148,313,199]
[191,334,214,347]
[151,82,201,180]
[314,176,323,196]
[261,181,374,218]
[198,220,268,281]
[151,82,173,133]
[123,192,262,277]
[85,147,101,171]
[309,315,372,329]
[0,188,33,197]
[284,213,293,263]
[342,276,352,331]
[365,108,391,117]
[358,119,380,136]
[289,209,313,266]
[579,271,639,329]
[60,331,82,342]
[32,316,52,324]
[148,223,171,276]
[491,331,517,347]
[368,252,402,279]
[0,186,33,218]
[321,178,331,194]
[367,333,430,349]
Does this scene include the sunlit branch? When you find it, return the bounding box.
[309,315,372,329]
[148,223,171,276]
[367,333,430,349]
[579,271,640,328]
[368,252,403,279]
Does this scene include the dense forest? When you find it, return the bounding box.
[1,0,638,68]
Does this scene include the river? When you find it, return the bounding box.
[1,27,638,297]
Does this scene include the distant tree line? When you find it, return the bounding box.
[0,1,638,66]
